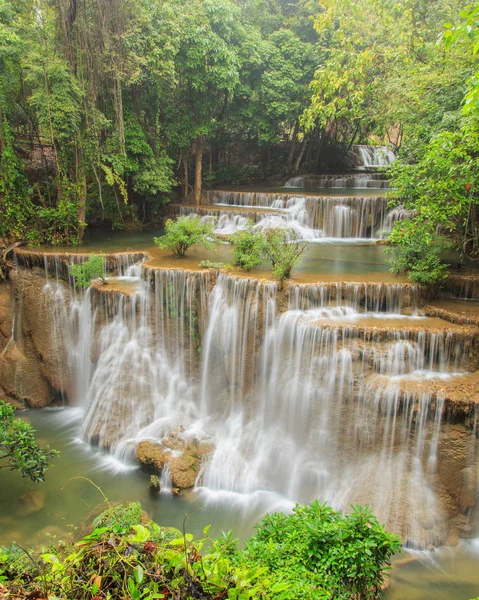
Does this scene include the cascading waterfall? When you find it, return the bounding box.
[197,191,402,239]
[354,145,396,169]
[283,172,390,189]
[15,251,478,548]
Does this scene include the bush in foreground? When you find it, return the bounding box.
[0,500,400,599]
[230,223,266,271]
[386,220,450,286]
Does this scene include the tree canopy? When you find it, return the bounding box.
[0,0,478,260]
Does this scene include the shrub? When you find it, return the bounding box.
[243,501,401,599]
[69,255,107,287]
[262,228,308,283]
[0,401,58,482]
[154,216,216,257]
[0,501,400,600]
[230,223,266,271]
[386,220,450,285]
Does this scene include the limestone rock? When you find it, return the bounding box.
[136,435,214,491]
[136,441,168,470]
[149,475,161,494]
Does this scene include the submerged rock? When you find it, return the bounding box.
[16,489,45,516]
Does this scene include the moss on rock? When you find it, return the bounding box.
[93,501,142,532]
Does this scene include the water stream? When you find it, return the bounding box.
[1,182,478,599]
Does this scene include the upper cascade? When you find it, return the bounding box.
[283,172,390,189]
[353,144,397,170]
[194,190,407,240]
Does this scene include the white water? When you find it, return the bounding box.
[187,192,406,240]
[283,172,390,189]
[25,257,478,548]
[355,144,396,168]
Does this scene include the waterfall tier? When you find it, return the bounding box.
[184,190,409,240]
[353,145,396,170]
[2,253,478,548]
[284,173,390,189]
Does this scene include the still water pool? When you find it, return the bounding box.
[1,409,479,600]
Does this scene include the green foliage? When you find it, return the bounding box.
[387,120,479,268]
[443,3,479,115]
[0,401,58,483]
[93,501,143,532]
[0,500,400,600]
[386,221,450,286]
[199,260,231,269]
[262,228,308,282]
[230,225,308,281]
[243,501,401,599]
[0,95,34,240]
[69,255,107,287]
[230,223,266,271]
[154,216,216,257]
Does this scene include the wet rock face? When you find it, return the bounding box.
[0,270,71,407]
[0,279,53,407]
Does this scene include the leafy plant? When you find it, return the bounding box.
[262,228,308,283]
[386,220,451,285]
[154,216,216,258]
[230,223,266,271]
[388,122,479,265]
[0,401,58,482]
[243,501,401,599]
[92,501,143,532]
[0,500,400,600]
[69,255,107,287]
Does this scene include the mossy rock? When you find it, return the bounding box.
[93,501,142,532]
[150,524,183,543]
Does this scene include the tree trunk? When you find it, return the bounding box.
[294,137,307,174]
[194,135,204,205]
[77,170,87,242]
[183,152,189,201]
[287,122,299,174]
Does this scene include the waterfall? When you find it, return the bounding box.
[201,191,401,239]
[13,253,478,547]
[355,145,396,169]
[283,173,390,189]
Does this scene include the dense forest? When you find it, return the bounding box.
[0,0,478,272]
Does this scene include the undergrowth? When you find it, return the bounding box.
[0,501,400,600]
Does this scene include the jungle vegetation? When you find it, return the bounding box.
[0,0,478,280]
[0,500,401,599]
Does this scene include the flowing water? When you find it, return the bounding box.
[2,181,479,598]
[354,144,396,169]
[179,183,411,240]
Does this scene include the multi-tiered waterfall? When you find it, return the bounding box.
[2,248,478,549]
[177,188,409,240]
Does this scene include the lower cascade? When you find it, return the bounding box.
[1,252,478,549]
